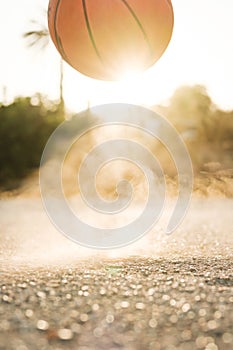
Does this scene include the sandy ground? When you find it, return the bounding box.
[0,194,232,350]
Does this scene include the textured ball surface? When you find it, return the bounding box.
[48,0,174,80]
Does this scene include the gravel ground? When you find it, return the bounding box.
[0,257,233,350]
[0,197,232,350]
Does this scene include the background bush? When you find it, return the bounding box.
[156,85,233,173]
[0,85,232,191]
[0,96,63,189]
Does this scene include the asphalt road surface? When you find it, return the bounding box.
[0,197,232,350]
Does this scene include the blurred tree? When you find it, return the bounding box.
[0,96,62,190]
[168,85,214,136]
[154,85,233,172]
[23,17,65,116]
[0,96,97,191]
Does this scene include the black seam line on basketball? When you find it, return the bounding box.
[53,0,71,64]
[119,0,153,56]
[82,0,103,62]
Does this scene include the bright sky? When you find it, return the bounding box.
[0,0,233,112]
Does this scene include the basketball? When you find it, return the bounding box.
[48,0,174,80]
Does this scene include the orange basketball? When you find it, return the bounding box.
[48,0,174,80]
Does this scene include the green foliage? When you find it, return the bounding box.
[163,85,233,171]
[0,96,64,190]
[0,86,232,190]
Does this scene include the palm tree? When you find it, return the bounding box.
[23,18,65,115]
